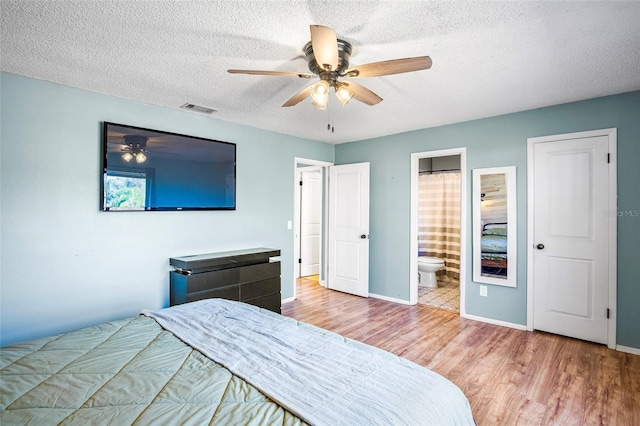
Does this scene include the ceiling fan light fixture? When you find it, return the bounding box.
[335,84,355,106]
[122,152,134,162]
[311,96,328,110]
[135,151,147,163]
[310,80,330,102]
[310,80,329,109]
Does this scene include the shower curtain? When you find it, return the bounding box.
[418,172,461,279]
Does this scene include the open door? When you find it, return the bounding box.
[328,163,370,297]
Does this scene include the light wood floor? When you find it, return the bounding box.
[283,277,640,425]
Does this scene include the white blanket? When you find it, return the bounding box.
[144,299,475,426]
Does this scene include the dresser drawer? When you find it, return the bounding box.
[240,277,280,301]
[186,286,239,304]
[244,292,281,314]
[182,262,280,294]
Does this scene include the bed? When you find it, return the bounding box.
[480,222,508,276]
[1,299,475,425]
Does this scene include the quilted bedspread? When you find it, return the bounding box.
[146,299,475,426]
[0,315,306,425]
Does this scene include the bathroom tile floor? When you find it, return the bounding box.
[418,275,460,312]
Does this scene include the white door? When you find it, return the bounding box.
[531,133,611,344]
[328,163,370,297]
[300,170,322,276]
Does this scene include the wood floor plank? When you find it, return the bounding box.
[619,353,640,426]
[283,278,640,425]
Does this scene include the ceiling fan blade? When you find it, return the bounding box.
[310,25,339,71]
[346,81,383,106]
[282,84,313,107]
[228,69,313,78]
[345,56,432,78]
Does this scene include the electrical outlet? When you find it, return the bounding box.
[479,285,488,297]
[287,220,292,230]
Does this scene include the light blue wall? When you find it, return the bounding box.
[2,71,638,350]
[0,72,334,346]
[335,91,640,349]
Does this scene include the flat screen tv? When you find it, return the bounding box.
[101,122,236,211]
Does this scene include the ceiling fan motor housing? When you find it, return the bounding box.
[123,134,148,148]
[303,39,352,79]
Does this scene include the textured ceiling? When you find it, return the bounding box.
[2,1,640,144]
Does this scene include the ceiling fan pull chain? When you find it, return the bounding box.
[327,97,335,133]
[331,106,335,133]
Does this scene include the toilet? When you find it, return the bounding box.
[418,256,445,288]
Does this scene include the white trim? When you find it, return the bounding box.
[369,293,413,305]
[293,157,334,302]
[526,128,617,349]
[410,148,467,316]
[526,139,535,332]
[616,345,640,356]
[461,313,528,331]
[608,129,618,351]
[281,296,295,305]
[472,166,517,287]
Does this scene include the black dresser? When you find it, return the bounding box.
[169,248,281,314]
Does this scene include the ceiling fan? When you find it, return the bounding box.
[109,134,171,163]
[119,135,150,163]
[228,25,432,110]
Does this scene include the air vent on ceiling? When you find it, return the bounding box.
[180,103,218,115]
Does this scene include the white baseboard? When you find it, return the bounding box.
[369,293,413,305]
[461,313,527,331]
[281,296,295,304]
[617,345,640,355]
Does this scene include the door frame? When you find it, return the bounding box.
[526,128,617,349]
[410,148,467,314]
[293,157,333,300]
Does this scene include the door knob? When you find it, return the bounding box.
[360,234,367,239]
[536,243,545,250]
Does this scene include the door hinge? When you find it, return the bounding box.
[607,153,610,163]
[606,308,610,319]
[298,258,302,264]
[299,180,303,186]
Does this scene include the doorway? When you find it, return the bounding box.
[410,148,467,314]
[293,158,332,300]
[293,158,371,301]
[299,168,322,277]
[526,128,617,348]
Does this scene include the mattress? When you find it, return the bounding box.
[2,300,475,425]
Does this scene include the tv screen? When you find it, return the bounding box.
[102,122,236,211]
